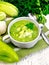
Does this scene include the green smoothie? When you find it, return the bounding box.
[10,20,39,42]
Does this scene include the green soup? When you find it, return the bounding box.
[10,20,39,42]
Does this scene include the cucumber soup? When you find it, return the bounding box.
[10,20,38,42]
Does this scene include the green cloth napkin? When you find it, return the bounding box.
[7,26,49,60]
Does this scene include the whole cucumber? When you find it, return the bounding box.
[0,40,19,63]
[0,1,18,17]
[0,12,6,20]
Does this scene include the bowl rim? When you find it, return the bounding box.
[8,17,41,44]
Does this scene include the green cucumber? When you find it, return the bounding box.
[0,12,6,21]
[0,40,19,63]
[0,1,18,17]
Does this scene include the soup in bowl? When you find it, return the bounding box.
[3,17,41,48]
[10,20,39,42]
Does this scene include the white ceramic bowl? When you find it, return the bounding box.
[3,17,41,48]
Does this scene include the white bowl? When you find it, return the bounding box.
[3,17,41,48]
